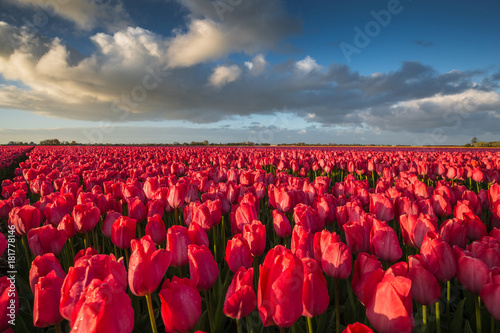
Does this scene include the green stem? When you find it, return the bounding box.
[55,322,62,333]
[491,315,494,333]
[145,293,158,333]
[280,327,286,333]
[114,244,119,259]
[436,301,441,333]
[174,208,179,226]
[334,278,340,333]
[84,232,90,249]
[247,316,255,333]
[213,227,218,262]
[92,228,98,252]
[236,318,243,333]
[178,265,184,278]
[307,316,314,333]
[21,236,31,271]
[476,296,482,333]
[253,257,259,292]
[137,223,142,238]
[124,248,130,268]
[221,216,226,255]
[204,290,215,333]
[68,238,75,263]
[422,305,428,333]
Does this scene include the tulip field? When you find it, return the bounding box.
[2,145,500,333]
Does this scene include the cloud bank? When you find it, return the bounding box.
[0,0,499,142]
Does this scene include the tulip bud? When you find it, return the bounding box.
[223,267,256,319]
[188,244,219,290]
[160,276,202,333]
[128,235,172,296]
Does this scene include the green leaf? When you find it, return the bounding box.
[451,297,466,332]
[464,320,474,333]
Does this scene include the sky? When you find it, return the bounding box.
[0,0,499,145]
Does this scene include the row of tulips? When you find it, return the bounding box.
[1,145,500,333]
[0,146,32,182]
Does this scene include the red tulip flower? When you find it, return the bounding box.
[468,236,500,269]
[223,267,256,319]
[58,213,77,238]
[322,240,352,279]
[128,235,171,296]
[74,246,98,262]
[225,234,253,273]
[205,199,222,227]
[294,203,324,233]
[291,225,315,260]
[258,245,304,328]
[188,222,209,248]
[453,246,490,294]
[407,255,441,305]
[167,183,187,209]
[302,257,329,318]
[29,253,66,292]
[70,279,134,333]
[102,211,123,238]
[342,322,374,333]
[370,219,402,262]
[480,274,500,321]
[0,199,12,219]
[242,220,266,257]
[9,205,41,236]
[44,195,73,226]
[275,187,293,213]
[111,216,137,249]
[60,254,127,320]
[188,244,219,290]
[431,194,452,218]
[351,253,383,304]
[235,203,258,232]
[160,276,202,333]
[192,202,213,231]
[128,197,148,222]
[147,199,165,218]
[420,231,457,282]
[344,221,370,255]
[33,271,64,327]
[462,212,488,241]
[166,225,191,267]
[73,202,101,234]
[143,177,160,200]
[439,218,468,248]
[366,273,413,333]
[313,229,341,264]
[145,213,167,245]
[399,213,437,249]
[27,224,67,257]
[369,193,394,222]
[272,209,291,238]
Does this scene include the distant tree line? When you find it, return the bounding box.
[464,137,500,147]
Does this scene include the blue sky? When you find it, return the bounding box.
[0,0,499,145]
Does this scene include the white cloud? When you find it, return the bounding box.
[166,19,227,68]
[244,54,267,75]
[208,65,241,87]
[295,56,322,74]
[165,0,300,68]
